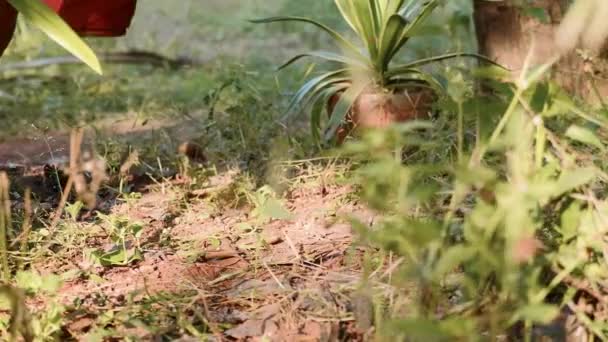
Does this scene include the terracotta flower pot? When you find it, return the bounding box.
[327,87,434,143]
[0,0,137,57]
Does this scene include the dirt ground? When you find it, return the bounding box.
[0,1,391,338]
[61,181,371,340]
[0,125,385,341]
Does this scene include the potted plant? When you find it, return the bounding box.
[254,0,495,143]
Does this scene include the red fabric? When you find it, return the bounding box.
[43,0,137,37]
[0,1,17,57]
[0,0,137,57]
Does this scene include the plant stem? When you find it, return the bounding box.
[18,189,32,271]
[534,117,546,170]
[524,320,532,342]
[457,100,464,161]
[0,173,10,281]
[476,106,481,149]
[471,88,523,166]
[589,74,608,112]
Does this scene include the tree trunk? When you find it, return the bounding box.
[473,0,607,100]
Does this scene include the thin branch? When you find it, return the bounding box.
[0,50,199,73]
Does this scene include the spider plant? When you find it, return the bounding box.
[254,0,495,142]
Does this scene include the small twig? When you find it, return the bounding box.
[0,173,10,281]
[563,275,608,305]
[263,260,285,290]
[49,128,83,233]
[202,250,241,261]
[1,173,12,239]
[282,230,301,260]
[17,189,31,271]
[567,301,607,340]
[379,257,405,280]
[0,50,199,73]
[208,269,248,286]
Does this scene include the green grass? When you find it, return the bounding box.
[0,0,473,140]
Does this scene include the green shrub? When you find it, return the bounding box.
[346,59,608,339]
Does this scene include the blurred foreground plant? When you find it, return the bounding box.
[346,54,608,339]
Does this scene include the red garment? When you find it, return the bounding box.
[0,1,17,56]
[0,0,136,56]
[43,0,137,37]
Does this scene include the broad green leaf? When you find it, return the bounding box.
[102,249,127,265]
[7,0,102,74]
[524,7,550,23]
[89,274,106,285]
[369,0,383,29]
[380,0,405,24]
[529,82,550,113]
[259,197,293,221]
[101,248,143,266]
[387,319,446,340]
[565,125,606,151]
[388,0,439,61]
[554,168,596,197]
[132,223,144,239]
[334,0,378,60]
[334,0,363,37]
[560,201,582,241]
[354,0,379,59]
[514,304,560,324]
[434,245,476,277]
[377,14,409,71]
[15,271,62,294]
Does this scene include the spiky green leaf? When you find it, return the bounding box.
[387,53,504,77]
[7,0,102,74]
[324,81,370,142]
[250,16,366,61]
[278,51,367,71]
[283,69,351,119]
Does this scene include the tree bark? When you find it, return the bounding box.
[473,0,607,100]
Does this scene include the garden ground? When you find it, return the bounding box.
[0,0,395,339]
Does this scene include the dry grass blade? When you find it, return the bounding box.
[0,284,33,342]
[17,189,32,271]
[0,172,10,280]
[49,128,83,232]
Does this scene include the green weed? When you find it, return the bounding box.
[88,213,144,267]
